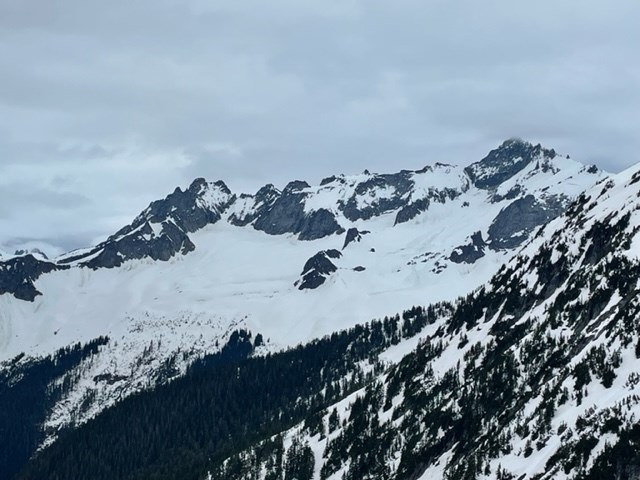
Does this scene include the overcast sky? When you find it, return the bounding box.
[0,0,638,255]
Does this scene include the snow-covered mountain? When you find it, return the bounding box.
[0,139,606,472]
[11,147,640,480]
[0,139,601,355]
[204,159,640,480]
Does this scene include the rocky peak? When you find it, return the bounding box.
[320,175,344,186]
[0,254,67,301]
[13,248,49,260]
[296,249,342,290]
[465,138,557,189]
[255,183,280,200]
[283,180,310,193]
[58,177,235,269]
[342,228,370,249]
[1,138,602,292]
[187,177,208,191]
[138,178,232,232]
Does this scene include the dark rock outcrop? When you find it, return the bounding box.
[465,138,557,190]
[141,178,234,233]
[320,175,341,186]
[283,180,310,193]
[253,190,306,236]
[13,248,48,260]
[0,255,68,301]
[340,172,414,221]
[297,250,342,290]
[228,184,280,227]
[60,178,233,269]
[394,198,430,225]
[253,187,343,241]
[491,184,524,203]
[450,231,486,264]
[342,228,370,249]
[394,187,461,225]
[487,194,566,250]
[298,209,345,241]
[82,221,196,269]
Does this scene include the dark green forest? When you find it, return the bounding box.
[0,337,108,480]
[9,304,450,480]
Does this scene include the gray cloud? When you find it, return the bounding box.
[0,0,638,254]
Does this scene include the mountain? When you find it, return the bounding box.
[10,157,640,480]
[1,138,601,344]
[0,139,606,479]
[208,165,640,480]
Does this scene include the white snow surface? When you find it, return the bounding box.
[0,154,599,361]
[206,163,640,480]
[0,152,605,443]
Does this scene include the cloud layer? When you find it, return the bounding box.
[1,0,638,253]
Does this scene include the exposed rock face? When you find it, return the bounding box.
[320,175,342,186]
[140,178,234,233]
[491,184,524,203]
[342,228,370,249]
[0,138,602,302]
[297,250,342,290]
[251,192,299,234]
[13,248,48,260]
[283,180,310,192]
[59,178,233,269]
[450,231,486,264]
[341,172,414,221]
[487,194,566,250]
[83,222,196,269]
[297,209,345,241]
[465,138,557,190]
[51,139,575,271]
[228,185,279,227]
[252,186,344,240]
[394,198,430,225]
[0,255,68,301]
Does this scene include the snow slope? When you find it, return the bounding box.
[211,162,640,480]
[0,139,605,443]
[0,143,601,361]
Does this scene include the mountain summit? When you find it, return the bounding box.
[0,140,602,431]
[0,139,602,338]
[0,139,619,480]
[51,140,598,267]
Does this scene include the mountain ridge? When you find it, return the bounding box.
[3,138,634,480]
[0,138,601,303]
[0,139,607,470]
[205,158,640,480]
[10,160,640,480]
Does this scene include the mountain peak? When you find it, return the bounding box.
[13,248,49,260]
[464,138,558,189]
[188,178,232,196]
[0,139,603,301]
[283,180,310,193]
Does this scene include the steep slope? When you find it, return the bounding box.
[0,139,604,470]
[57,178,235,269]
[209,165,640,480]
[14,161,640,480]
[0,139,602,359]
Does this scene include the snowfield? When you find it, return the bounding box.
[0,141,606,450]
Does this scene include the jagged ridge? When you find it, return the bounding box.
[0,139,602,301]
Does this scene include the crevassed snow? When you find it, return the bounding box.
[0,211,504,362]
[0,152,608,448]
[0,156,605,362]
